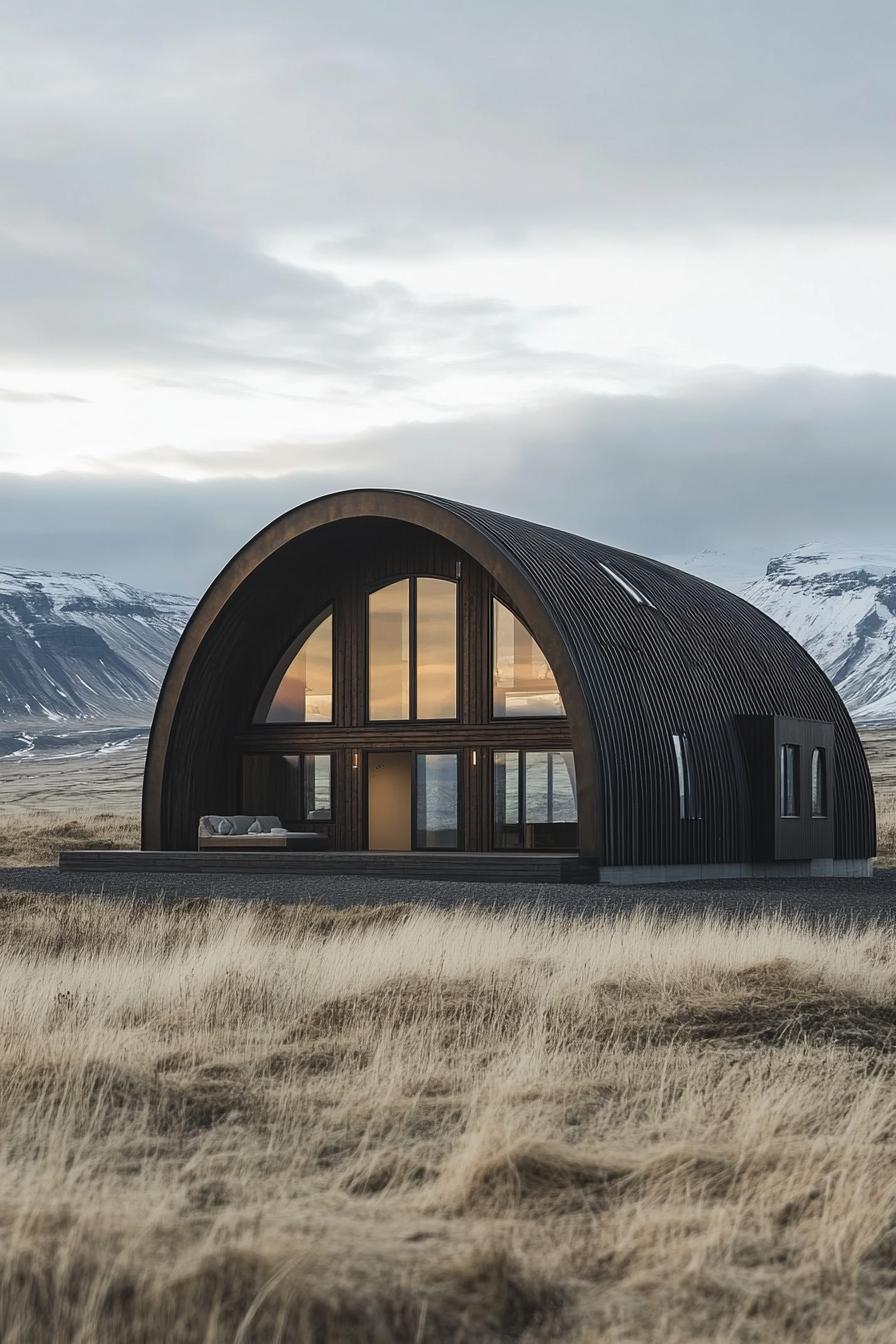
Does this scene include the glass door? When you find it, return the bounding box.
[414,753,459,850]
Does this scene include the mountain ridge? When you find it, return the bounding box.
[686,542,896,725]
[0,566,194,730]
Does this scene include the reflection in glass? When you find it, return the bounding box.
[369,580,410,720]
[672,734,698,820]
[416,754,458,849]
[303,754,332,820]
[262,613,333,723]
[492,599,564,717]
[493,751,521,848]
[525,751,577,824]
[416,578,457,718]
[780,744,800,817]
[492,750,577,849]
[811,747,827,818]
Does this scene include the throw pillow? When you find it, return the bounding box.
[248,819,263,834]
[217,817,234,835]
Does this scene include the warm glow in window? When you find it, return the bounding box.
[492,599,564,717]
[368,577,457,721]
[416,578,457,719]
[369,580,411,720]
[257,612,333,723]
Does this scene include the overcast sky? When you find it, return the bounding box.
[2,1,896,594]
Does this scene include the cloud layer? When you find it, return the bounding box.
[4,368,895,594]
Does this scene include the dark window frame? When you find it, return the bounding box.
[672,733,700,820]
[366,574,460,725]
[253,605,334,725]
[300,752,333,822]
[361,746,461,851]
[413,750,461,851]
[811,746,828,819]
[489,595,567,723]
[491,748,578,849]
[780,743,801,818]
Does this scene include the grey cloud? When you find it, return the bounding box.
[4,4,896,285]
[3,368,896,594]
[3,2,893,409]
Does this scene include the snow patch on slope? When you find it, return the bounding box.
[685,543,896,725]
[0,567,195,728]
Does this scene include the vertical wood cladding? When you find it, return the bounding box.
[144,492,876,865]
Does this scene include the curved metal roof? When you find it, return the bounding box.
[144,488,875,862]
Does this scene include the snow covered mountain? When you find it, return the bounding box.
[0,567,194,729]
[686,544,896,725]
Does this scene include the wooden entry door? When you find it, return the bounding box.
[367,752,412,850]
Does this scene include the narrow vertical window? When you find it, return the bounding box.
[255,611,333,723]
[493,751,521,849]
[415,754,458,849]
[303,754,332,820]
[811,747,827,818]
[416,577,457,719]
[780,743,800,817]
[492,598,564,717]
[369,579,410,720]
[672,733,698,820]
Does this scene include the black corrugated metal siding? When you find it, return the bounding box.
[417,494,875,865]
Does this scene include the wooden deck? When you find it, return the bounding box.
[59,849,598,884]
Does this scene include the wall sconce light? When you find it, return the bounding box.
[472,749,478,766]
[455,560,462,578]
[352,751,359,770]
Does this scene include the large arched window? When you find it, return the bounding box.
[492,598,564,717]
[368,577,457,721]
[254,610,333,724]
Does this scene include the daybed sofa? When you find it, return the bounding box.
[198,815,328,851]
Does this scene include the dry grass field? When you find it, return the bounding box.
[0,736,894,1339]
[3,894,896,1342]
[0,811,140,868]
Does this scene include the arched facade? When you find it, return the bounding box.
[143,489,876,879]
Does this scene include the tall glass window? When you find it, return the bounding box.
[303,754,332,820]
[368,577,457,721]
[257,611,333,723]
[492,599,564,717]
[416,578,457,719]
[369,580,411,720]
[416,754,458,849]
[493,750,577,849]
[811,747,828,818]
[493,750,521,849]
[780,744,800,817]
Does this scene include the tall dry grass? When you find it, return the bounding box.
[0,811,140,867]
[3,894,896,1341]
[876,798,896,865]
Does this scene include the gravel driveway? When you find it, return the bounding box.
[3,865,896,923]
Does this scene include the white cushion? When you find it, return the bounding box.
[217,817,234,836]
[269,827,288,836]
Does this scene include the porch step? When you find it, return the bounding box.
[59,849,598,884]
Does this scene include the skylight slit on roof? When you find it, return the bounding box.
[599,562,656,609]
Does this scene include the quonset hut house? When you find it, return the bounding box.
[136,489,875,883]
